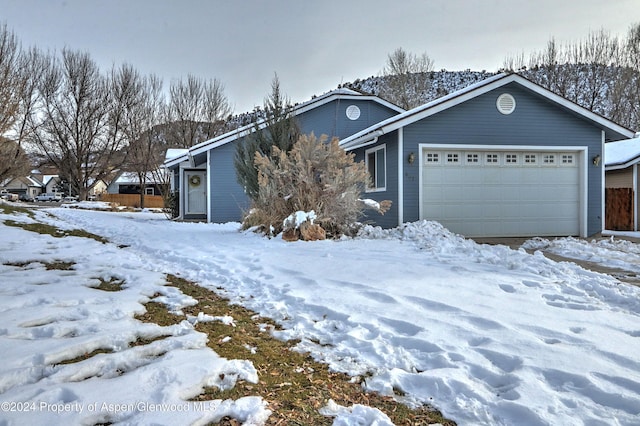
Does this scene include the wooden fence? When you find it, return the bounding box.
[99,193,165,209]
[605,187,633,230]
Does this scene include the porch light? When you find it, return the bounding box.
[408,152,416,164]
[592,155,601,166]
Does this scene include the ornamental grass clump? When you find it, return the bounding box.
[243,133,390,239]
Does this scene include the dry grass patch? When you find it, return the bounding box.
[136,274,455,426]
[3,219,108,243]
[3,259,75,270]
[91,276,125,292]
[0,203,35,218]
[55,335,170,367]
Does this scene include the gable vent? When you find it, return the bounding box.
[496,93,516,115]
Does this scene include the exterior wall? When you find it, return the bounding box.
[297,99,400,141]
[352,131,400,229]
[399,83,604,235]
[209,140,250,223]
[205,98,402,223]
[606,168,633,188]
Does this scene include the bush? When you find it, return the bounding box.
[243,133,390,239]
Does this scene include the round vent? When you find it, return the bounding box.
[496,93,516,115]
[346,105,361,120]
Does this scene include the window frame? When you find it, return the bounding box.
[365,144,387,192]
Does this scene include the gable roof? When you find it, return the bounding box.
[165,88,404,167]
[605,135,640,170]
[340,73,636,150]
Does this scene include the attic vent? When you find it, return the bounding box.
[496,93,516,115]
[346,105,361,120]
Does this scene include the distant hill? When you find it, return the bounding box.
[220,66,638,137]
[340,66,639,132]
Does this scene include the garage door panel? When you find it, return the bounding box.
[421,148,581,237]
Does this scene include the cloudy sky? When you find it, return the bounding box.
[2,0,638,113]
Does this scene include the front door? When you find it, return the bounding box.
[185,170,206,216]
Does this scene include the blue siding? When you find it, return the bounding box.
[209,138,250,223]
[207,98,401,223]
[297,99,399,140]
[353,132,399,229]
[400,83,603,235]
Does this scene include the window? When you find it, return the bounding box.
[505,154,518,164]
[446,153,460,163]
[145,187,154,195]
[561,154,574,164]
[366,145,386,191]
[543,154,556,164]
[486,153,499,164]
[524,154,537,164]
[466,153,480,163]
[425,152,440,163]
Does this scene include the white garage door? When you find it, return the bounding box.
[421,149,582,237]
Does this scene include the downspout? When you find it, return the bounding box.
[397,127,403,226]
[600,130,605,236]
[207,149,212,223]
[634,163,638,231]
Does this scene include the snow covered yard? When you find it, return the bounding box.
[1,203,640,425]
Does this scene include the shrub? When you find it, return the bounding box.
[243,133,390,239]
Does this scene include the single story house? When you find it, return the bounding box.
[164,88,405,221]
[341,73,634,237]
[106,170,168,196]
[0,175,43,199]
[604,135,640,230]
[166,74,635,238]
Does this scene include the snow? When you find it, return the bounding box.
[283,210,316,229]
[2,205,640,425]
[604,137,640,166]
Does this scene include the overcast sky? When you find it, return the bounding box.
[2,0,638,113]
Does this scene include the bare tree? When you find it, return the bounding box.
[0,23,30,182]
[379,47,435,109]
[114,64,167,208]
[29,49,125,200]
[512,26,640,131]
[622,23,640,130]
[165,74,232,148]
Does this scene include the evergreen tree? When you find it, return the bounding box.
[234,74,300,201]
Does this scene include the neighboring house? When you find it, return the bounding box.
[0,176,43,199]
[604,135,640,230]
[340,73,634,237]
[40,175,62,194]
[165,75,635,237]
[165,88,405,222]
[88,178,108,197]
[106,169,168,196]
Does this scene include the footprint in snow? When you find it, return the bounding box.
[499,284,516,293]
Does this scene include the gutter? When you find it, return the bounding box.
[342,130,384,151]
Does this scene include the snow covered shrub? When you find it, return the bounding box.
[244,133,390,239]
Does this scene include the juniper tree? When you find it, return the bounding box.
[234,74,300,201]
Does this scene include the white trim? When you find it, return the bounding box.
[601,131,605,234]
[397,128,404,226]
[340,73,635,150]
[207,149,212,223]
[165,89,405,164]
[634,164,638,231]
[418,143,588,237]
[419,143,586,152]
[365,144,387,192]
[581,148,589,238]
